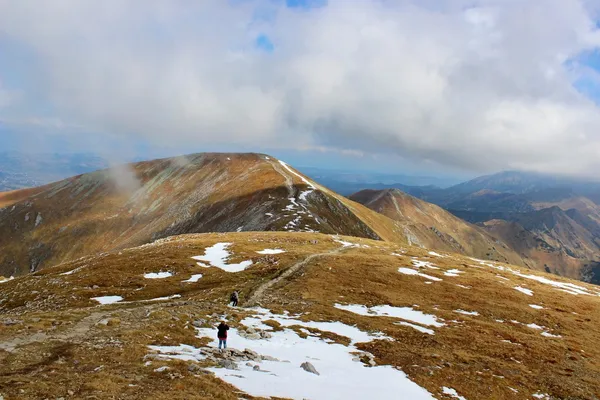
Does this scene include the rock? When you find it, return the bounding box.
[262,355,279,362]
[192,319,206,328]
[253,365,260,371]
[244,349,260,361]
[188,364,203,373]
[92,285,99,290]
[219,359,238,370]
[30,318,41,323]
[300,362,320,376]
[97,318,120,327]
[67,390,74,396]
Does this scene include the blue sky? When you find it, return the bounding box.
[2,0,600,179]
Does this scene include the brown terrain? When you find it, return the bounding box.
[1,232,599,399]
[0,153,421,278]
[0,153,531,280]
[349,189,525,266]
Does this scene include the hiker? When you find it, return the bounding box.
[230,290,239,307]
[217,321,229,350]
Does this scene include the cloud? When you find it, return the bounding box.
[1,0,600,177]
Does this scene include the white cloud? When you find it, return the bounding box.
[1,0,600,176]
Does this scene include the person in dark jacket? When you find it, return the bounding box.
[230,291,239,307]
[217,321,229,350]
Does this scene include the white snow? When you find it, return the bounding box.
[454,309,479,316]
[279,160,316,190]
[514,286,534,296]
[144,271,173,279]
[529,304,544,310]
[192,243,253,273]
[532,394,550,399]
[398,267,443,282]
[444,269,464,277]
[183,274,203,283]
[397,322,435,335]
[428,251,446,257]
[442,387,467,400]
[61,266,84,276]
[541,331,561,338]
[92,296,123,305]
[192,308,435,400]
[513,271,591,295]
[412,259,440,269]
[334,304,444,328]
[256,249,286,255]
[526,323,543,330]
[145,294,182,302]
[0,276,14,283]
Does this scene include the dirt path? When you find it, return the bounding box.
[0,310,109,353]
[268,159,295,198]
[244,246,347,307]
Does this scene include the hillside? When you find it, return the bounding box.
[480,207,600,284]
[349,189,525,267]
[0,153,427,277]
[1,232,599,399]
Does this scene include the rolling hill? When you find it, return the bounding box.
[349,189,524,266]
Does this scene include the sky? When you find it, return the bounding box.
[2,0,600,179]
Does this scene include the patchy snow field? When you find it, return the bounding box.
[334,304,444,329]
[151,308,436,400]
[192,243,253,273]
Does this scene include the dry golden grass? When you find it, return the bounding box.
[1,232,599,399]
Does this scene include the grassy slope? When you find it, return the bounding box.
[1,232,599,399]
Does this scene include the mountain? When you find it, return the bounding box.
[481,207,600,283]
[1,232,599,399]
[0,153,436,277]
[349,189,525,266]
[297,166,458,196]
[0,152,108,191]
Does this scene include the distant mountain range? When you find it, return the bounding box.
[0,152,107,191]
[395,171,600,283]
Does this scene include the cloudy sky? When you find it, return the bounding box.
[1,0,600,178]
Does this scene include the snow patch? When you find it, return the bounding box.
[92,296,123,305]
[398,267,442,282]
[183,274,203,283]
[412,259,439,269]
[144,271,173,279]
[529,304,544,310]
[256,249,286,255]
[444,269,464,277]
[442,387,467,400]
[335,304,444,328]
[514,286,533,296]
[192,243,253,273]
[454,309,479,316]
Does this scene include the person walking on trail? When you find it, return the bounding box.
[230,290,239,307]
[217,321,230,350]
